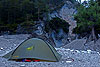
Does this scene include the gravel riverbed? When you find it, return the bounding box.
[0,34,100,67]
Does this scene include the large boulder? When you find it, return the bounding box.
[63,39,86,50]
[63,38,100,52]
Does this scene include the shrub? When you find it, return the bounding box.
[45,17,70,33]
[17,20,36,34]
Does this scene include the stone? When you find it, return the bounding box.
[0,47,3,50]
[20,64,25,67]
[87,50,92,53]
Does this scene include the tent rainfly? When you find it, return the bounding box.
[3,38,61,62]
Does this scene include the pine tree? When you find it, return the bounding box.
[74,0,100,45]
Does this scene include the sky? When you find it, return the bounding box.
[78,0,89,3]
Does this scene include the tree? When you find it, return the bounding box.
[45,17,69,34]
[0,0,35,33]
[33,0,50,20]
[74,0,100,44]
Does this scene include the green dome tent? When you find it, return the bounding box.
[3,38,61,62]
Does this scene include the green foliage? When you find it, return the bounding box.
[20,21,35,28]
[0,0,35,33]
[0,23,18,33]
[45,17,70,33]
[0,0,76,34]
[19,20,36,34]
[74,0,100,35]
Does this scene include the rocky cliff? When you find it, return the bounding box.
[50,1,77,37]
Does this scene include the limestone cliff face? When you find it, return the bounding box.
[50,1,77,36]
[31,1,78,47]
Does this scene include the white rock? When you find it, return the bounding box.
[81,51,87,53]
[55,48,60,50]
[14,44,16,46]
[0,47,3,50]
[20,64,25,67]
[66,61,72,63]
[75,50,80,53]
[70,50,74,52]
[97,52,100,55]
[66,49,70,51]
[87,50,92,53]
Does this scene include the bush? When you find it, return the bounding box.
[17,20,36,34]
[45,17,70,33]
[0,23,18,34]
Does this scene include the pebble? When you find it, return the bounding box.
[81,51,87,53]
[70,50,74,52]
[66,49,70,51]
[0,47,3,50]
[20,64,25,67]
[0,34,100,67]
[97,52,100,55]
[87,50,92,53]
[75,50,80,53]
[66,61,73,63]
